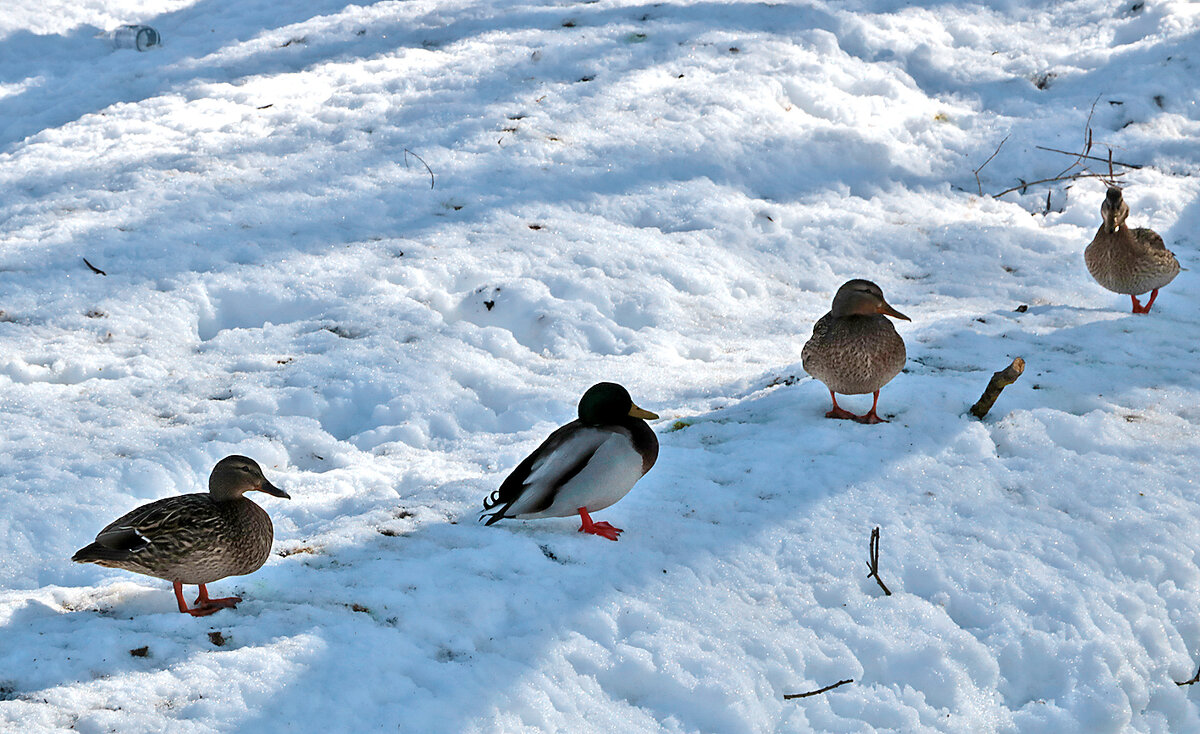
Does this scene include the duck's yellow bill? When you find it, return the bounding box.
[628,405,659,420]
[878,302,911,321]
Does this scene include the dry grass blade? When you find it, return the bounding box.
[403,148,435,189]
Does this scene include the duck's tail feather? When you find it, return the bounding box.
[480,487,515,525]
[71,542,130,565]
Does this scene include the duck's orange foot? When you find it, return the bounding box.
[1131,290,1160,314]
[850,391,889,424]
[185,601,239,617]
[854,411,888,424]
[194,595,241,609]
[577,507,623,541]
[825,407,859,420]
[174,582,242,616]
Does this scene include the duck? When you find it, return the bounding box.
[801,279,910,424]
[72,455,289,616]
[1085,186,1180,313]
[481,382,659,541]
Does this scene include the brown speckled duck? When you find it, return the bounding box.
[802,279,910,424]
[1085,186,1180,313]
[72,455,289,617]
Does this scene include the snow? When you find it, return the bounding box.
[1,0,1199,731]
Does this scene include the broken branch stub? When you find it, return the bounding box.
[970,358,1026,419]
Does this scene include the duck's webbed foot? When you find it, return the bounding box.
[852,391,889,424]
[577,507,623,541]
[174,581,241,616]
[825,391,859,420]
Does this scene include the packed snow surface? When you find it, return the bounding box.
[2,0,1200,731]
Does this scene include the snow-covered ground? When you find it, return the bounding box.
[2,0,1199,731]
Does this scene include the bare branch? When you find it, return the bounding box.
[83,258,107,276]
[970,358,1026,419]
[403,148,435,189]
[867,526,892,596]
[992,99,1127,200]
[784,679,855,699]
[1033,147,1142,169]
[993,171,1125,199]
[973,134,1010,197]
[1054,96,1101,178]
[1176,665,1200,686]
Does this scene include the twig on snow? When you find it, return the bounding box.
[82,258,107,276]
[990,96,1130,199]
[973,134,1009,196]
[1033,146,1142,169]
[1050,96,1101,179]
[1176,665,1200,686]
[784,679,854,700]
[993,171,1124,199]
[403,148,435,189]
[867,527,892,596]
[970,357,1026,419]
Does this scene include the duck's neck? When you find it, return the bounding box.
[209,487,249,502]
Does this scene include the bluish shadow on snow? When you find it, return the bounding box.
[0,371,975,731]
[3,1,1200,731]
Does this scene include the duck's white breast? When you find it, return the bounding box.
[514,429,646,519]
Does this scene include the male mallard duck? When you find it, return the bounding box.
[481,382,659,541]
[802,279,910,424]
[72,455,289,616]
[1085,186,1180,313]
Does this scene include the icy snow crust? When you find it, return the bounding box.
[1,0,1199,731]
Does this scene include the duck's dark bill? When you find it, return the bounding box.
[629,405,659,420]
[258,480,291,499]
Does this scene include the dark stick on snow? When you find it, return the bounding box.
[784,679,854,700]
[1176,665,1200,686]
[867,527,891,596]
[1052,95,1101,179]
[1034,146,1142,169]
[970,358,1026,419]
[403,148,435,189]
[993,171,1124,199]
[83,258,107,276]
[972,134,1009,197]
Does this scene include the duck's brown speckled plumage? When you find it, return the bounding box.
[74,493,275,584]
[802,311,906,395]
[73,455,288,614]
[802,280,910,424]
[1085,187,1179,300]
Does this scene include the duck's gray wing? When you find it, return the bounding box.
[481,422,611,524]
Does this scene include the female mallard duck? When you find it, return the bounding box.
[481,382,658,541]
[72,455,289,616]
[802,279,910,424]
[1085,186,1180,313]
